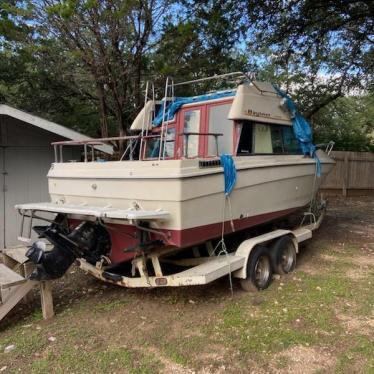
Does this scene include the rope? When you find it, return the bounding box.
[309,156,320,213]
[215,154,237,295]
[300,156,320,227]
[211,195,234,296]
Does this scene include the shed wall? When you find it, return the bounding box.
[0,115,80,247]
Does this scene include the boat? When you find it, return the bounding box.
[16,72,335,283]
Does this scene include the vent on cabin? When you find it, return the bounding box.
[199,159,221,168]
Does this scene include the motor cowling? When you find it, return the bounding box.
[26,221,111,281]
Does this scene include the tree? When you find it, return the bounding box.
[245,0,374,119]
[2,0,372,149]
[0,5,104,135]
[31,0,171,138]
[2,0,248,136]
[151,0,248,96]
[0,0,30,42]
[313,92,374,152]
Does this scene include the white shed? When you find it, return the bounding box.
[0,104,110,248]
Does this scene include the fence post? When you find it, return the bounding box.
[342,153,349,197]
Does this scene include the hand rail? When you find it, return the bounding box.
[326,141,335,156]
[174,72,251,87]
[178,132,223,136]
[159,76,175,160]
[315,141,335,156]
[52,135,161,146]
[173,71,276,95]
[179,132,223,158]
[139,81,156,160]
[52,135,162,163]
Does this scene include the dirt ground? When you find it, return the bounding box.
[0,196,373,373]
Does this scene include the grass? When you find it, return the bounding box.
[205,246,374,372]
[1,251,372,373]
[28,345,163,374]
[164,343,189,367]
[0,328,46,357]
[336,335,374,374]
[93,298,130,313]
[31,358,50,374]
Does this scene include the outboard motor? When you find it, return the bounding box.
[26,220,111,281]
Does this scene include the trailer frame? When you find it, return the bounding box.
[77,203,326,290]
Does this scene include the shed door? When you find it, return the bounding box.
[3,147,53,248]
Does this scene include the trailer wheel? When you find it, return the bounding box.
[240,245,273,292]
[271,236,296,275]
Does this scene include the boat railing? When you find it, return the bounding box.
[51,131,223,162]
[173,71,251,87]
[139,81,156,160]
[315,141,335,156]
[52,135,161,163]
[159,76,175,160]
[180,132,223,158]
[325,141,335,156]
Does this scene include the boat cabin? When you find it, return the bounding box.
[52,76,302,163]
[130,80,301,161]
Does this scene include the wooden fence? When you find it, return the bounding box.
[321,151,374,196]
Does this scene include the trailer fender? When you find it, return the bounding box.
[233,229,299,279]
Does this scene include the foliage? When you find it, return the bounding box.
[150,0,248,96]
[313,92,374,151]
[31,0,173,138]
[0,0,373,150]
[245,0,374,120]
[0,43,104,135]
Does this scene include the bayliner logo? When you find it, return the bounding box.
[246,109,271,118]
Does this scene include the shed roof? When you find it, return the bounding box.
[0,104,112,154]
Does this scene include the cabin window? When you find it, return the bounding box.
[270,126,283,153]
[253,123,273,153]
[183,109,201,157]
[236,121,301,155]
[237,122,253,154]
[164,127,175,157]
[144,137,160,158]
[282,126,301,154]
[207,103,233,156]
[144,127,175,159]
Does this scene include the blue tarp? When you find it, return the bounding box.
[220,154,237,196]
[153,90,235,126]
[273,86,321,176]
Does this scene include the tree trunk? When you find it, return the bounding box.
[96,83,109,138]
[117,108,126,154]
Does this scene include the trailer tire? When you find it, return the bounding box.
[271,236,296,275]
[240,245,273,292]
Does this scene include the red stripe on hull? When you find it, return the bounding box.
[166,207,298,248]
[104,207,299,264]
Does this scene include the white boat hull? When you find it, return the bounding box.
[37,151,334,259]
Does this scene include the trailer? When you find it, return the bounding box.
[75,203,326,292]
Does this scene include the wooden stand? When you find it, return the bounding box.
[0,247,54,322]
[40,281,54,320]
